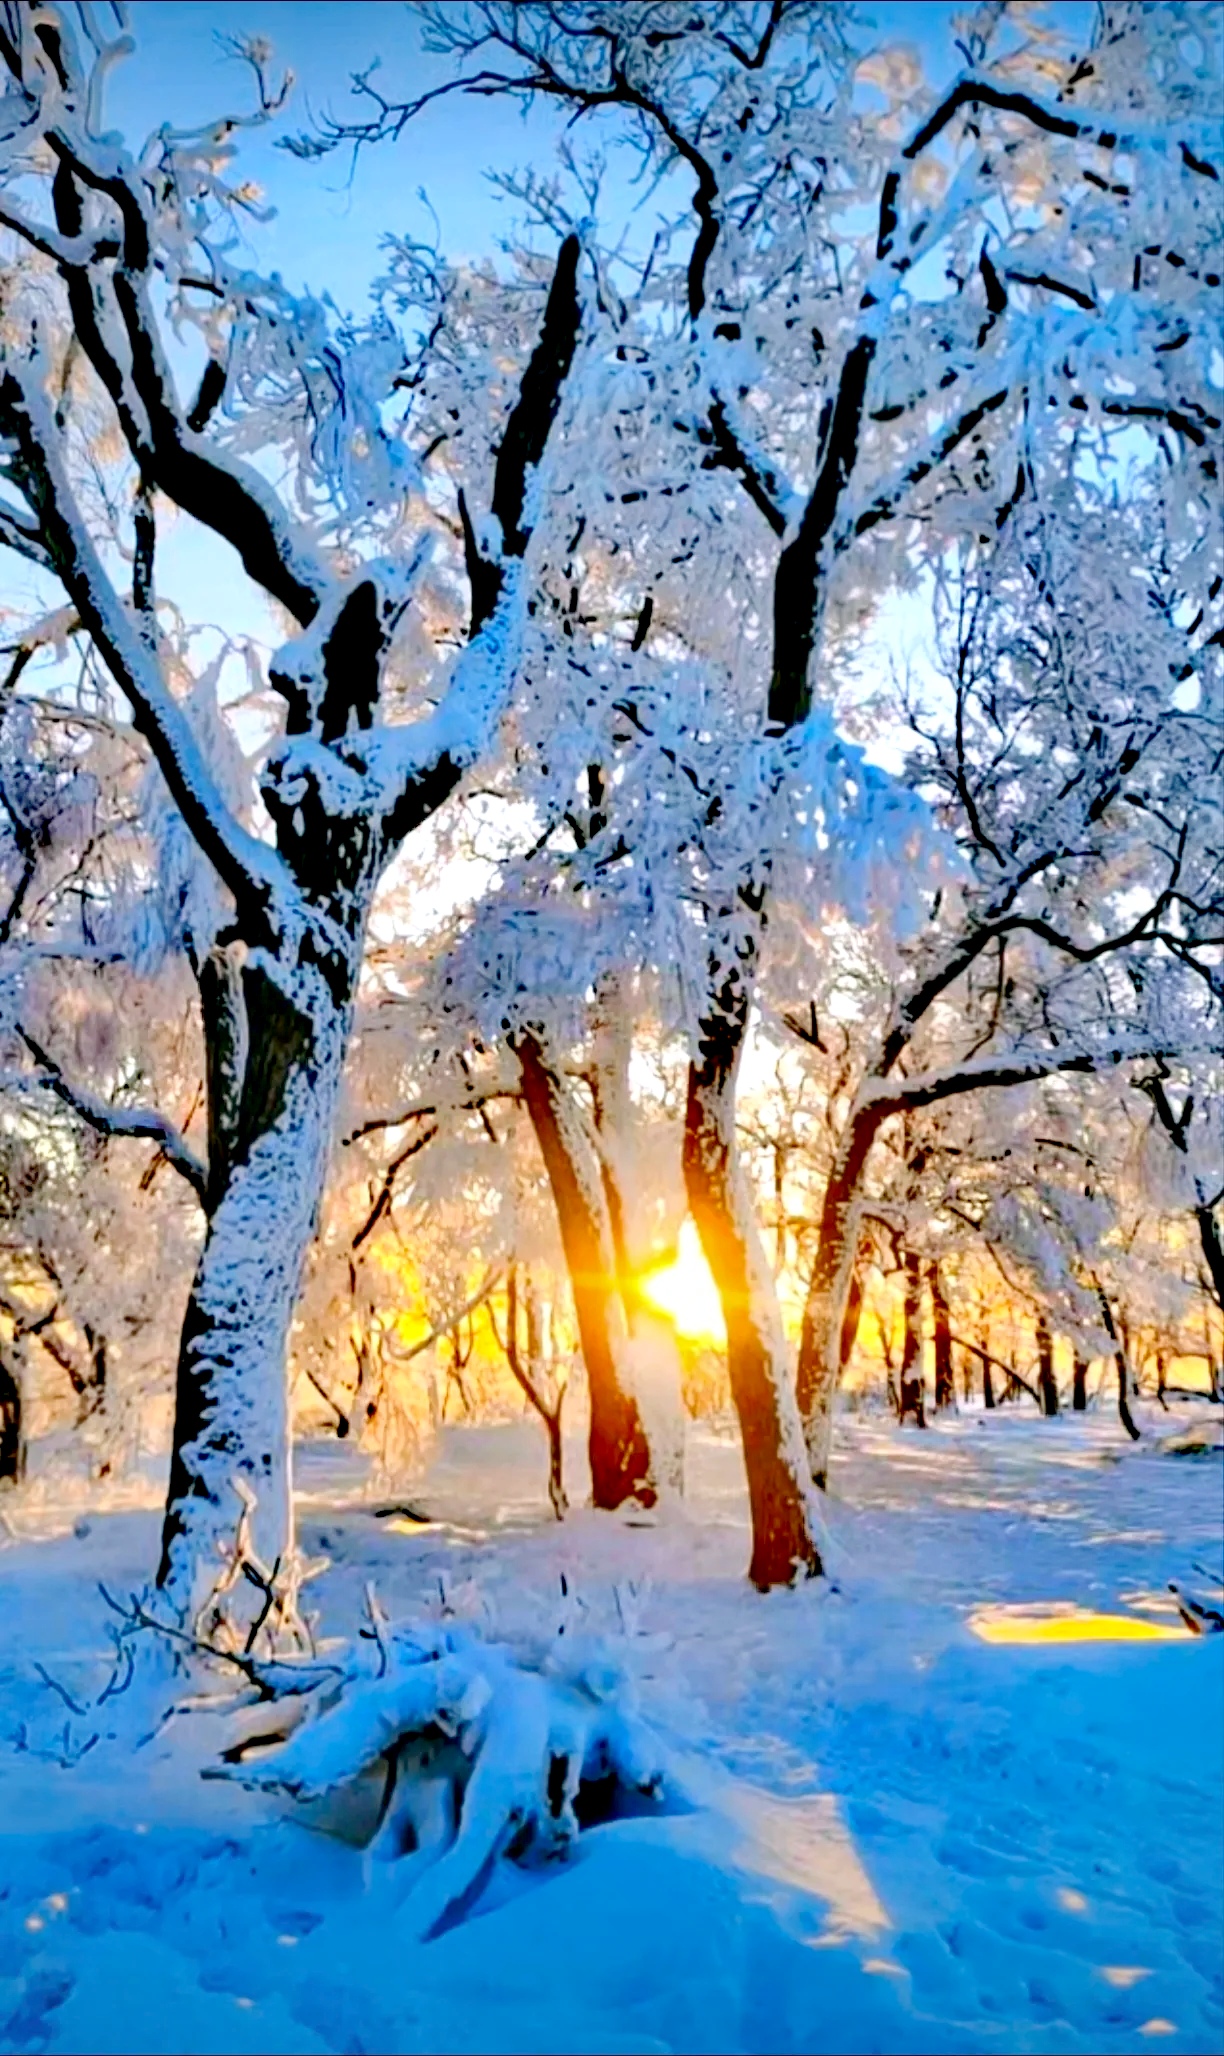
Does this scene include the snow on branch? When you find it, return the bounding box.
[16,1026,208,1203]
[468,231,583,631]
[898,72,1220,180]
[373,233,583,846]
[0,5,329,626]
[0,362,292,931]
[857,1044,1166,1123]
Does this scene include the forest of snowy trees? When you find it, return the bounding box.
[2,0,1218,1573]
[0,3,1221,2011]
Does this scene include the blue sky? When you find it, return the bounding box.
[36,5,1092,676]
[108,1,619,308]
[102,2,990,311]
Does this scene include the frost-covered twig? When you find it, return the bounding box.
[97,1583,341,1701]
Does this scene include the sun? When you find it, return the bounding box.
[639,1219,726,1342]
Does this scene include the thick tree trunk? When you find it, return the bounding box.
[898,1250,926,1427]
[511,1031,653,1511]
[931,1262,955,1411]
[1036,1310,1060,1417]
[156,965,349,1627]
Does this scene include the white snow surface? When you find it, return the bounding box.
[1,1407,1221,2055]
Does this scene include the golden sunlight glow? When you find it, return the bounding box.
[970,1606,1193,1646]
[640,1219,726,1343]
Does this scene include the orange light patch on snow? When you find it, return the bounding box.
[970,1606,1193,1645]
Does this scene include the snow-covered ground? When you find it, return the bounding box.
[1,1405,1221,2055]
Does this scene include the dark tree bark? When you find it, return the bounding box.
[684,1040,822,1587]
[512,1032,653,1511]
[1197,1204,1224,1317]
[1035,1310,1060,1417]
[1138,1071,1224,1318]
[0,1354,24,1486]
[501,1263,567,1521]
[839,1249,866,1373]
[1095,1284,1140,1441]
[898,1250,926,1427]
[1072,1350,1088,1411]
[931,1262,955,1411]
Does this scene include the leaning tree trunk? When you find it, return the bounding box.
[1035,1310,1060,1417]
[511,1030,654,1511]
[683,962,821,1587]
[157,959,351,1628]
[897,1250,926,1427]
[931,1262,955,1412]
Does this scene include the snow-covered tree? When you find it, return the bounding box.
[794,468,1223,1477]
[0,5,585,1630]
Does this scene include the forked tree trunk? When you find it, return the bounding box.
[897,1250,926,1427]
[684,1042,821,1589]
[511,1030,654,1511]
[1035,1310,1060,1417]
[931,1262,955,1411]
[157,963,351,1624]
